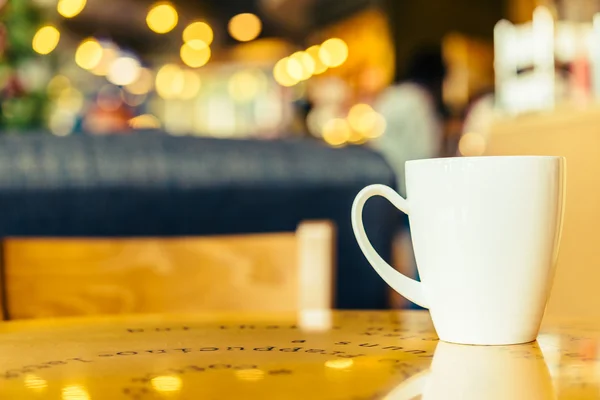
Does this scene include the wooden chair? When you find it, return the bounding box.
[0,221,335,320]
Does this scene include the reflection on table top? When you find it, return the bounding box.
[1,311,599,399]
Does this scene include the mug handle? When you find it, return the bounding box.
[351,184,428,309]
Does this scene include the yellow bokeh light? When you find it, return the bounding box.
[183,21,213,45]
[347,103,386,139]
[155,64,185,99]
[91,47,118,76]
[228,70,262,102]
[228,13,262,42]
[57,0,86,18]
[75,38,103,70]
[107,57,141,86]
[285,57,303,81]
[126,68,154,95]
[291,51,315,81]
[325,359,354,369]
[146,2,178,34]
[319,38,348,68]
[273,58,298,87]
[24,374,47,391]
[459,132,486,156]
[129,114,161,130]
[57,87,84,112]
[47,75,71,98]
[235,369,266,382]
[179,70,202,100]
[306,45,327,75]
[151,375,182,393]
[180,40,211,68]
[61,385,90,400]
[323,118,351,147]
[32,25,60,55]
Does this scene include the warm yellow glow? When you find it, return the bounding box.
[319,38,348,68]
[57,0,86,18]
[49,109,76,136]
[459,132,486,156]
[180,40,211,68]
[325,359,354,369]
[47,75,71,98]
[183,21,213,45]
[129,114,161,129]
[126,68,153,95]
[155,64,185,99]
[228,70,262,102]
[323,118,351,147]
[291,51,315,81]
[57,87,84,112]
[347,103,386,139]
[151,375,182,393]
[61,385,90,400]
[24,374,47,391]
[285,57,303,81]
[32,25,60,55]
[75,38,103,70]
[306,45,327,75]
[107,57,141,86]
[179,70,201,100]
[228,13,262,42]
[235,369,266,382]
[91,47,118,76]
[146,2,178,34]
[273,58,299,87]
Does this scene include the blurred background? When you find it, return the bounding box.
[0,0,599,319]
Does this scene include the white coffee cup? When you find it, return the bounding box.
[351,156,566,345]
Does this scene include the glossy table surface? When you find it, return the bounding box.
[1,311,599,399]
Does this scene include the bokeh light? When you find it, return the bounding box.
[183,21,214,45]
[290,51,315,81]
[347,103,386,139]
[56,87,84,112]
[129,114,161,129]
[156,64,185,99]
[107,57,141,86]
[97,84,123,111]
[228,13,262,42]
[273,58,299,87]
[32,25,60,55]
[49,109,77,136]
[126,68,154,95]
[91,46,118,76]
[319,38,349,68]
[285,57,303,81]
[228,70,262,102]
[146,2,178,34]
[57,0,86,18]
[459,132,487,156]
[179,70,202,100]
[75,38,103,70]
[322,118,351,147]
[47,75,71,98]
[151,376,182,393]
[180,40,211,68]
[306,45,328,75]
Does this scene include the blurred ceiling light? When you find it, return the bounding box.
[322,118,350,147]
[228,70,260,102]
[319,38,348,68]
[75,38,103,70]
[156,64,185,99]
[47,75,71,98]
[91,46,118,76]
[179,70,201,100]
[183,21,214,45]
[61,385,90,400]
[306,45,327,75]
[146,2,178,34]
[180,40,211,68]
[32,25,60,55]
[57,0,86,18]
[107,57,141,86]
[458,132,486,156]
[125,68,154,95]
[273,57,298,87]
[228,13,262,42]
[151,376,182,393]
[129,114,161,130]
[291,51,315,81]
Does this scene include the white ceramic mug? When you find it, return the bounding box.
[351,156,566,345]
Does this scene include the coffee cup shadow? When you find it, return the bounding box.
[384,341,556,400]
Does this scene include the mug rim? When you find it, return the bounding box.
[406,155,562,166]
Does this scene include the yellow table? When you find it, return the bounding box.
[1,311,599,399]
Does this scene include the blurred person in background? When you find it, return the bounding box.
[371,45,448,197]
